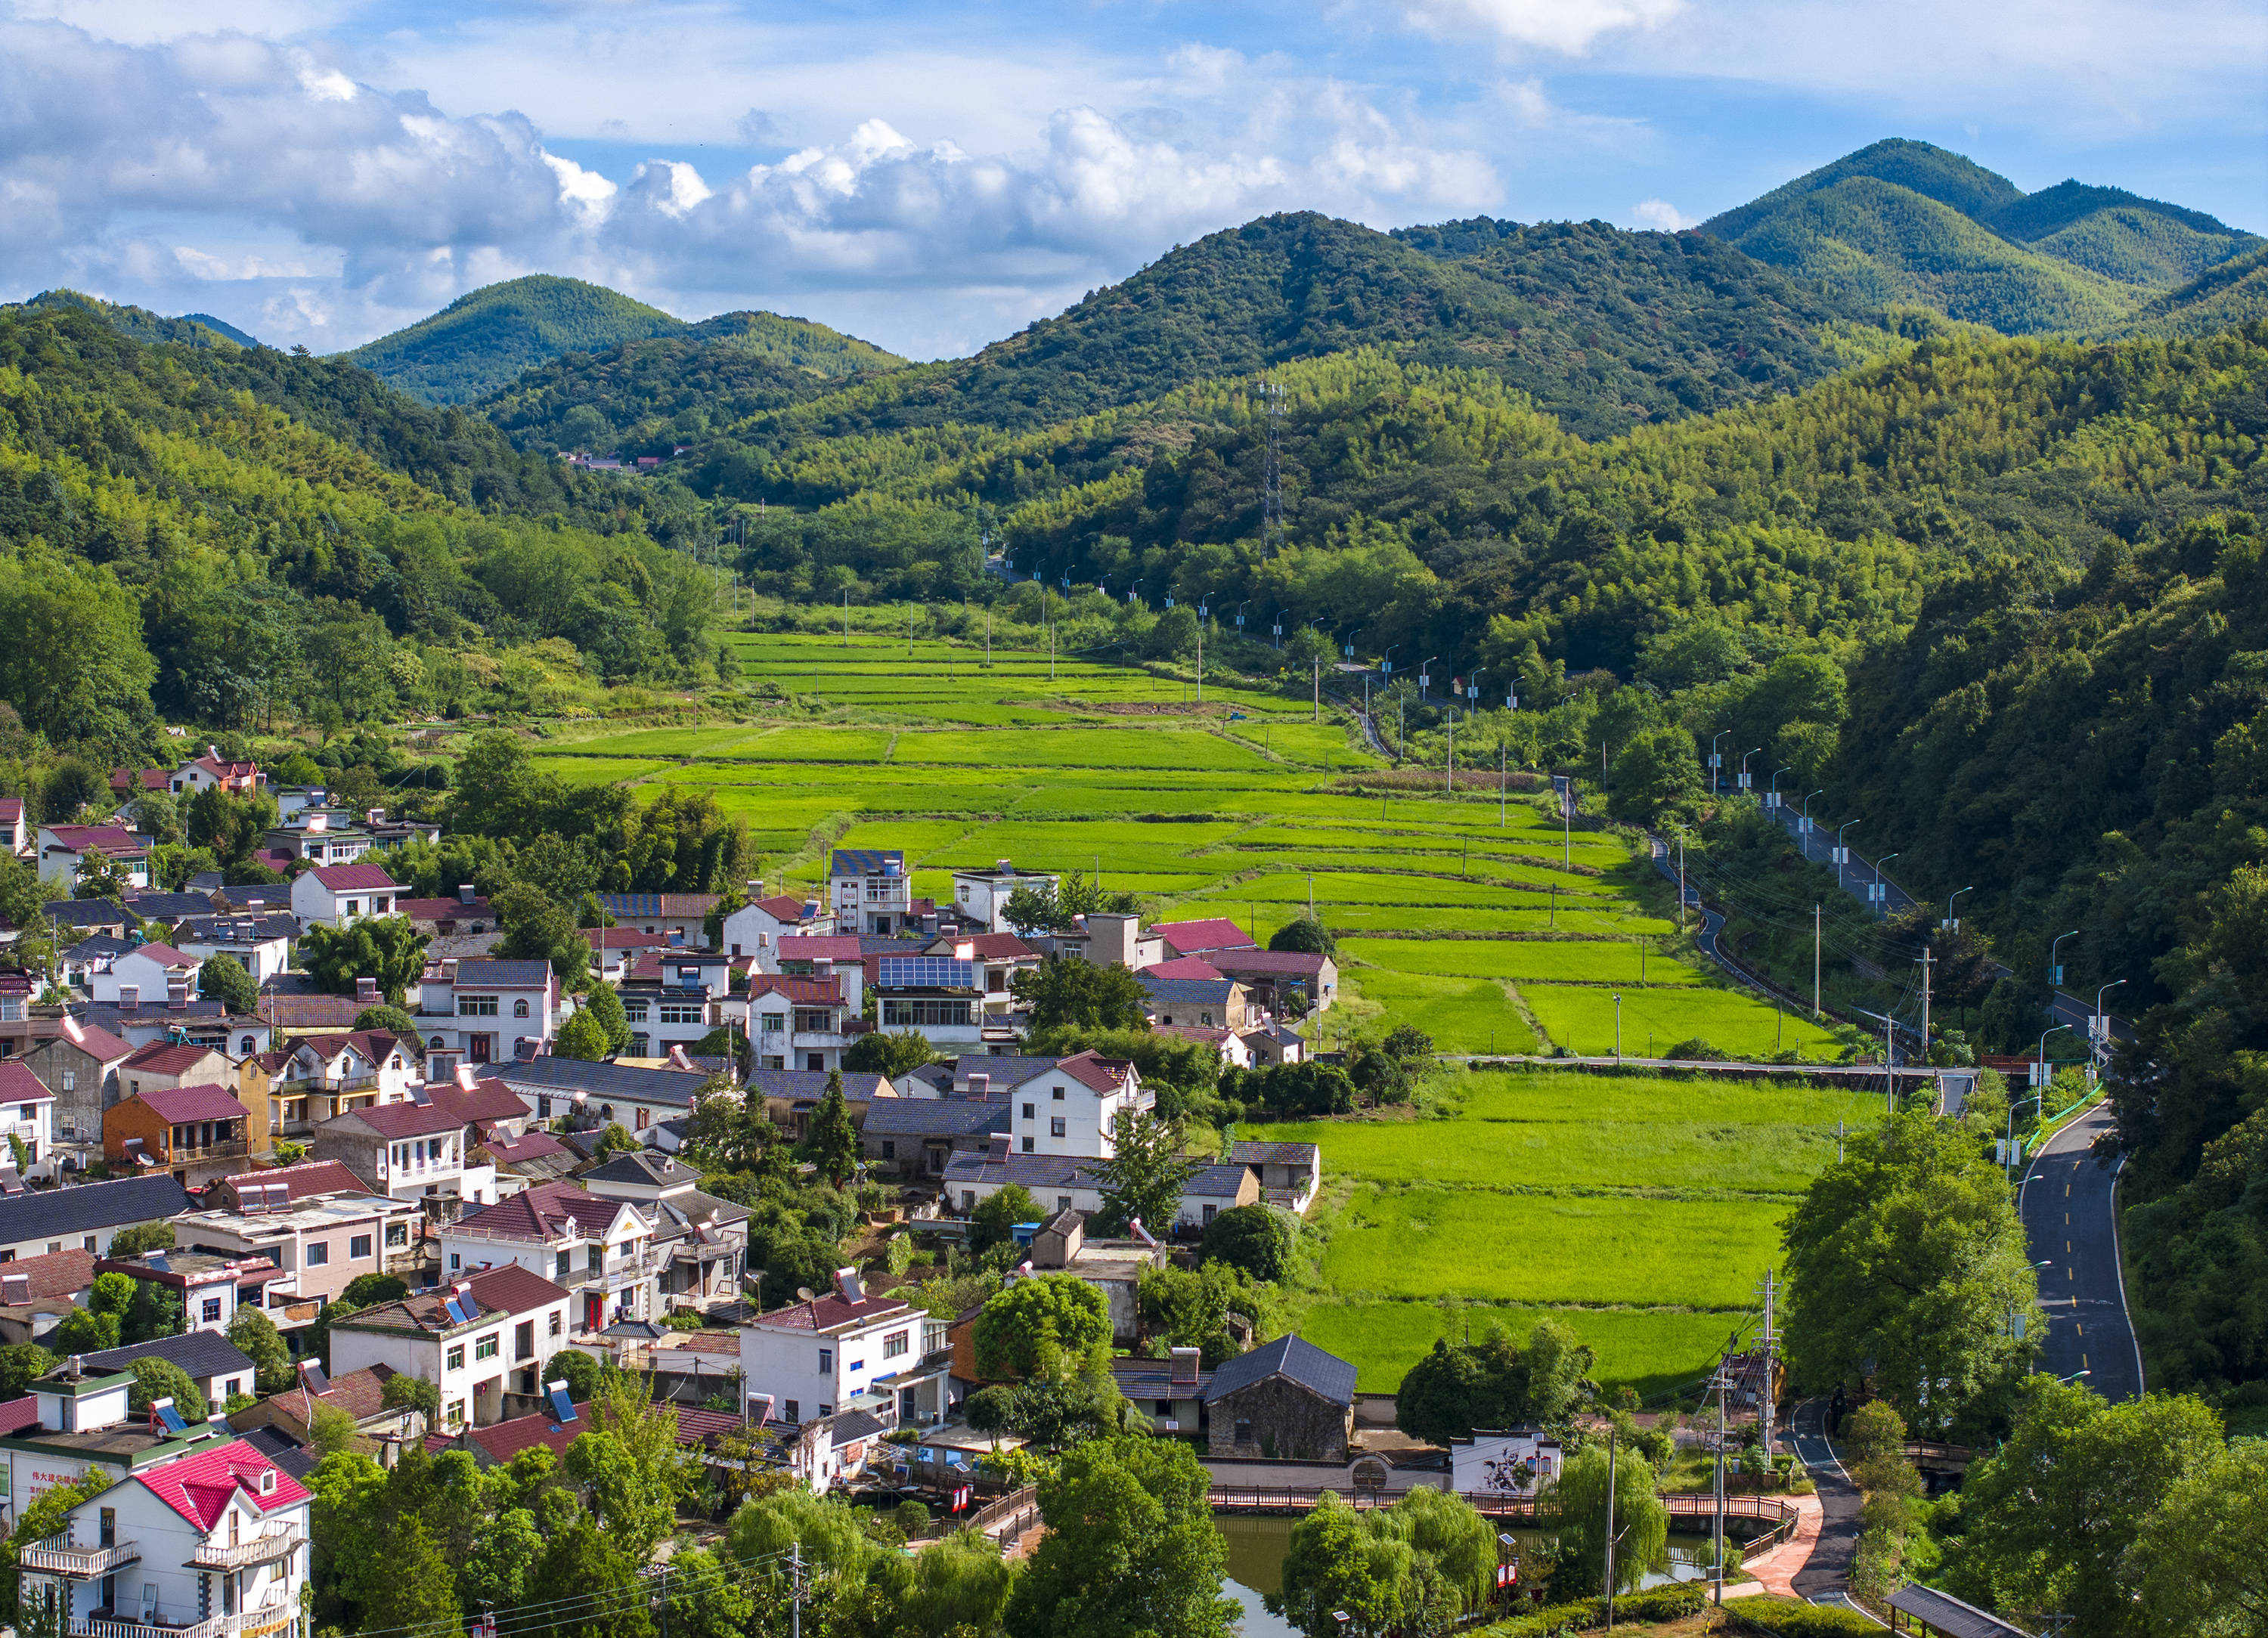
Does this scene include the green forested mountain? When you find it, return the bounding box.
[1702,139,2258,333]
[342,274,905,405]
[7,288,252,350]
[0,303,720,749]
[2108,243,2268,339]
[479,335,842,457]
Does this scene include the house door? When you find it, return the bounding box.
[805,1053,824,1072]
[469,1034,492,1064]
[584,1293,603,1331]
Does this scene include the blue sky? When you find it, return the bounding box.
[2,0,2261,358]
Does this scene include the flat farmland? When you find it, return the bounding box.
[1521,984,1842,1058]
[1339,935,1699,986]
[1299,1301,1744,1398]
[1339,968,1541,1055]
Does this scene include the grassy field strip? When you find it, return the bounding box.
[1194,870,1616,908]
[1340,936,1699,986]
[1323,1186,1795,1308]
[1448,1070,1877,1127]
[1520,984,1842,1057]
[1300,1301,1744,1398]
[1340,970,1542,1054]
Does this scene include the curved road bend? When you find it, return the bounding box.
[2019,1101,2146,1402]
[1786,1398,1863,1605]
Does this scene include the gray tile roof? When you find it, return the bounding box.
[745,1069,891,1103]
[1229,1141,1319,1167]
[83,1330,257,1383]
[1138,975,1237,1005]
[42,900,133,929]
[125,893,225,921]
[862,1098,1011,1137]
[492,1057,713,1102]
[0,1175,191,1245]
[448,960,553,987]
[1182,1163,1255,1199]
[940,1152,1100,1190]
[1202,1335,1356,1408]
[1882,1586,2031,1638]
[949,1055,1058,1089]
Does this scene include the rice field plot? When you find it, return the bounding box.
[1276,905,1639,935]
[1206,870,1606,909]
[1520,984,1842,1059]
[890,729,1275,771]
[724,729,896,762]
[1341,968,1541,1056]
[529,757,671,787]
[1321,1186,1794,1309]
[829,819,984,864]
[1448,1069,1882,1132]
[1221,720,1382,767]
[556,725,771,757]
[1340,937,1699,986]
[926,818,1249,871]
[1299,1299,1742,1397]
[1261,852,1603,895]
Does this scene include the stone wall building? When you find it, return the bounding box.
[1201,1334,1356,1461]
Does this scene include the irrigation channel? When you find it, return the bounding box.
[1210,1491,1800,1633]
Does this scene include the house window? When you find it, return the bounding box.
[349,1234,372,1260]
[1021,1136,1033,1153]
[883,1330,909,1359]
[446,1344,466,1370]
[783,1399,799,1423]
[516,1321,534,1361]
[447,1400,466,1428]
[658,1004,702,1025]
[624,1002,650,1023]
[1055,1196,1072,1212]
[1052,1087,1064,1101]
[306,1241,330,1266]
[1021,1103,1034,1119]
[818,1348,832,1373]
[549,1311,562,1336]
[1235,1419,1253,1446]
[1050,1118,1065,1138]
[457,996,499,1017]
[513,999,529,1018]
[475,1333,500,1361]
[385,1223,407,1247]
[201,1297,222,1324]
[83,1236,98,1252]
[761,1012,785,1032]
[448,1253,461,1272]
[61,1070,74,1092]
[880,1141,895,1160]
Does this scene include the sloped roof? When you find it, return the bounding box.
[0,1246,95,1302]
[429,1076,531,1128]
[46,825,147,854]
[773,935,865,962]
[744,1069,891,1103]
[395,896,492,921]
[446,959,552,988]
[753,1290,912,1333]
[1182,1163,1257,1200]
[1883,1586,2031,1638]
[595,893,719,918]
[1202,1334,1356,1408]
[1209,949,1329,977]
[213,1160,369,1204]
[751,895,819,922]
[1229,1141,1319,1167]
[451,1178,634,1243]
[829,849,903,876]
[308,863,398,892]
[861,1098,1010,1137]
[1055,1050,1132,1094]
[343,1262,569,1333]
[0,1174,190,1242]
[1142,955,1226,980]
[336,1100,460,1139]
[1139,975,1238,1005]
[134,1082,249,1124]
[122,1040,222,1075]
[84,1330,258,1383]
[1151,918,1254,955]
[53,1020,134,1063]
[0,1062,54,1106]
[482,1129,572,1166]
[493,1057,713,1101]
[744,974,843,1005]
[134,1438,310,1531]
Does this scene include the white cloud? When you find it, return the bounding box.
[1404,0,1684,54]
[1631,197,1695,230]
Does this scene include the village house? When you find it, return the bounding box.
[860,1095,1009,1181]
[1202,1335,1357,1461]
[11,1373,310,1638]
[739,1269,950,1430]
[0,1062,56,1180]
[0,1248,98,1345]
[594,892,720,946]
[1207,947,1339,1016]
[948,862,1061,933]
[615,952,727,1059]
[0,795,25,857]
[415,958,556,1072]
[358,810,443,856]
[740,972,851,1072]
[231,1361,412,1450]
[121,890,225,925]
[104,1082,256,1184]
[94,1249,288,1342]
[287,862,399,929]
[309,1097,498,1215]
[1153,1023,1254,1070]
[586,925,676,983]
[1150,917,1258,960]
[1111,1348,1211,1438]
[441,1178,658,1335]
[479,1129,580,1193]
[41,899,136,941]
[719,890,825,960]
[1238,1022,1307,1066]
[171,912,297,985]
[1136,966,1255,1031]
[925,932,1041,1020]
[943,1139,1257,1232]
[0,1172,191,1263]
[770,939,866,1006]
[997,1051,1149,1159]
[327,1262,573,1432]
[36,825,151,890]
[1011,1210,1165,1346]
[872,952,990,1051]
[174,1191,420,1331]
[118,1039,231,1101]
[829,848,913,937]
[253,1029,419,1142]
[1228,1139,1324,1214]
[748,1068,893,1142]
[488,1055,713,1136]
[394,887,494,937]
[0,974,31,1061]
[82,999,271,1058]
[168,749,265,797]
[578,1150,751,1312]
[261,806,375,869]
[89,943,206,1009]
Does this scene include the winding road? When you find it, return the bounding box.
[2019,1101,2146,1401]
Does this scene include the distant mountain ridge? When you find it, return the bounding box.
[339,274,906,404]
[1701,138,2259,334]
[4,289,256,351]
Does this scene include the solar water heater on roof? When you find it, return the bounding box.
[299,1361,330,1395]
[152,1398,188,1434]
[547,1382,576,1424]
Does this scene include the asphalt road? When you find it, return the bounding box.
[1787,1398,1862,1602]
[2019,1101,2146,1402]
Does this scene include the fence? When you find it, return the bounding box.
[965,1485,1040,1542]
[1205,1487,1799,1548]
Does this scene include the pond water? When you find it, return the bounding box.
[1216,1513,1730,1630]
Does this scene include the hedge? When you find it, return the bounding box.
[1478,1582,1706,1635]
[1722,1593,1885,1635]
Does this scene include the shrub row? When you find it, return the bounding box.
[1722,1593,1885,1635]
[1477,1581,1706,1634]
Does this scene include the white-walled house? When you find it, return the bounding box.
[997,1051,1149,1160]
[829,849,912,936]
[171,914,296,986]
[288,863,399,930]
[949,863,1060,933]
[0,1062,57,1180]
[309,1100,497,1212]
[326,1262,572,1433]
[719,892,825,961]
[441,1179,658,1336]
[14,1405,310,1638]
[740,973,851,1073]
[738,1270,949,1429]
[90,943,205,1008]
[415,958,556,1071]
[36,825,151,890]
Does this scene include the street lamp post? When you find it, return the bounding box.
[1870,853,1898,909]
[1833,820,1861,887]
[2093,978,2127,1061]
[1767,765,1792,810]
[1710,730,1729,794]
[2049,928,2080,989]
[1418,656,1439,701]
[1739,747,1761,792]
[1613,992,1622,1059]
[1944,886,1973,931]
[2037,1023,2075,1093]
[2006,1091,2043,1182]
[1799,789,1825,838]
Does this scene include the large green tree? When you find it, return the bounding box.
[1003,1435,1235,1638]
[1394,1317,1595,1447]
[1546,1439,1669,1599]
[1780,1111,2040,1435]
[802,1069,861,1188]
[1011,952,1152,1031]
[1089,1107,1198,1237]
[300,916,431,1006]
[973,1273,1112,1382]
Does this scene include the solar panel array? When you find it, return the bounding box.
[876,957,977,990]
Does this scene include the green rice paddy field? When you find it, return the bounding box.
[537,630,1866,1396]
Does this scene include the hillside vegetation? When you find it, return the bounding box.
[7,288,253,351]
[1703,138,2259,335]
[342,274,905,404]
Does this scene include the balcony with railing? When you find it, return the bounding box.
[21,1536,139,1578]
[189,1525,303,1570]
[70,1610,237,1638]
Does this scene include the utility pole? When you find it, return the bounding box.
[1918,946,1933,1062]
[841,590,848,646]
[1603,1416,1619,1630]
[1813,904,1822,1018]
[1677,832,1687,934]
[1758,1268,1777,1469]
[1312,656,1320,723]
[1712,1356,1728,1606]
[1195,622,1203,705]
[1446,713,1454,793]
[789,1542,803,1638]
[1500,743,1507,828]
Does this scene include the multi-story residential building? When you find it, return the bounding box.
[169,750,265,797]
[740,973,851,1073]
[326,1263,572,1432]
[8,1361,310,1638]
[82,1001,271,1059]
[578,1151,750,1312]
[258,1030,418,1139]
[415,958,555,1073]
[1204,947,1339,1016]
[488,1056,714,1138]
[593,893,720,947]
[36,825,151,890]
[0,1173,191,1263]
[260,807,374,868]
[173,1191,421,1334]
[287,862,398,930]
[90,943,206,1008]
[170,913,296,986]
[737,1269,950,1429]
[872,953,989,1051]
[768,939,866,1006]
[615,950,730,1058]
[441,1179,658,1335]
[923,932,1040,1020]
[308,1098,497,1213]
[993,1051,1148,1158]
[104,1082,256,1184]
[0,1062,56,1180]
[829,849,912,936]
[0,795,25,857]
[119,1041,233,1101]
[947,862,1060,933]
